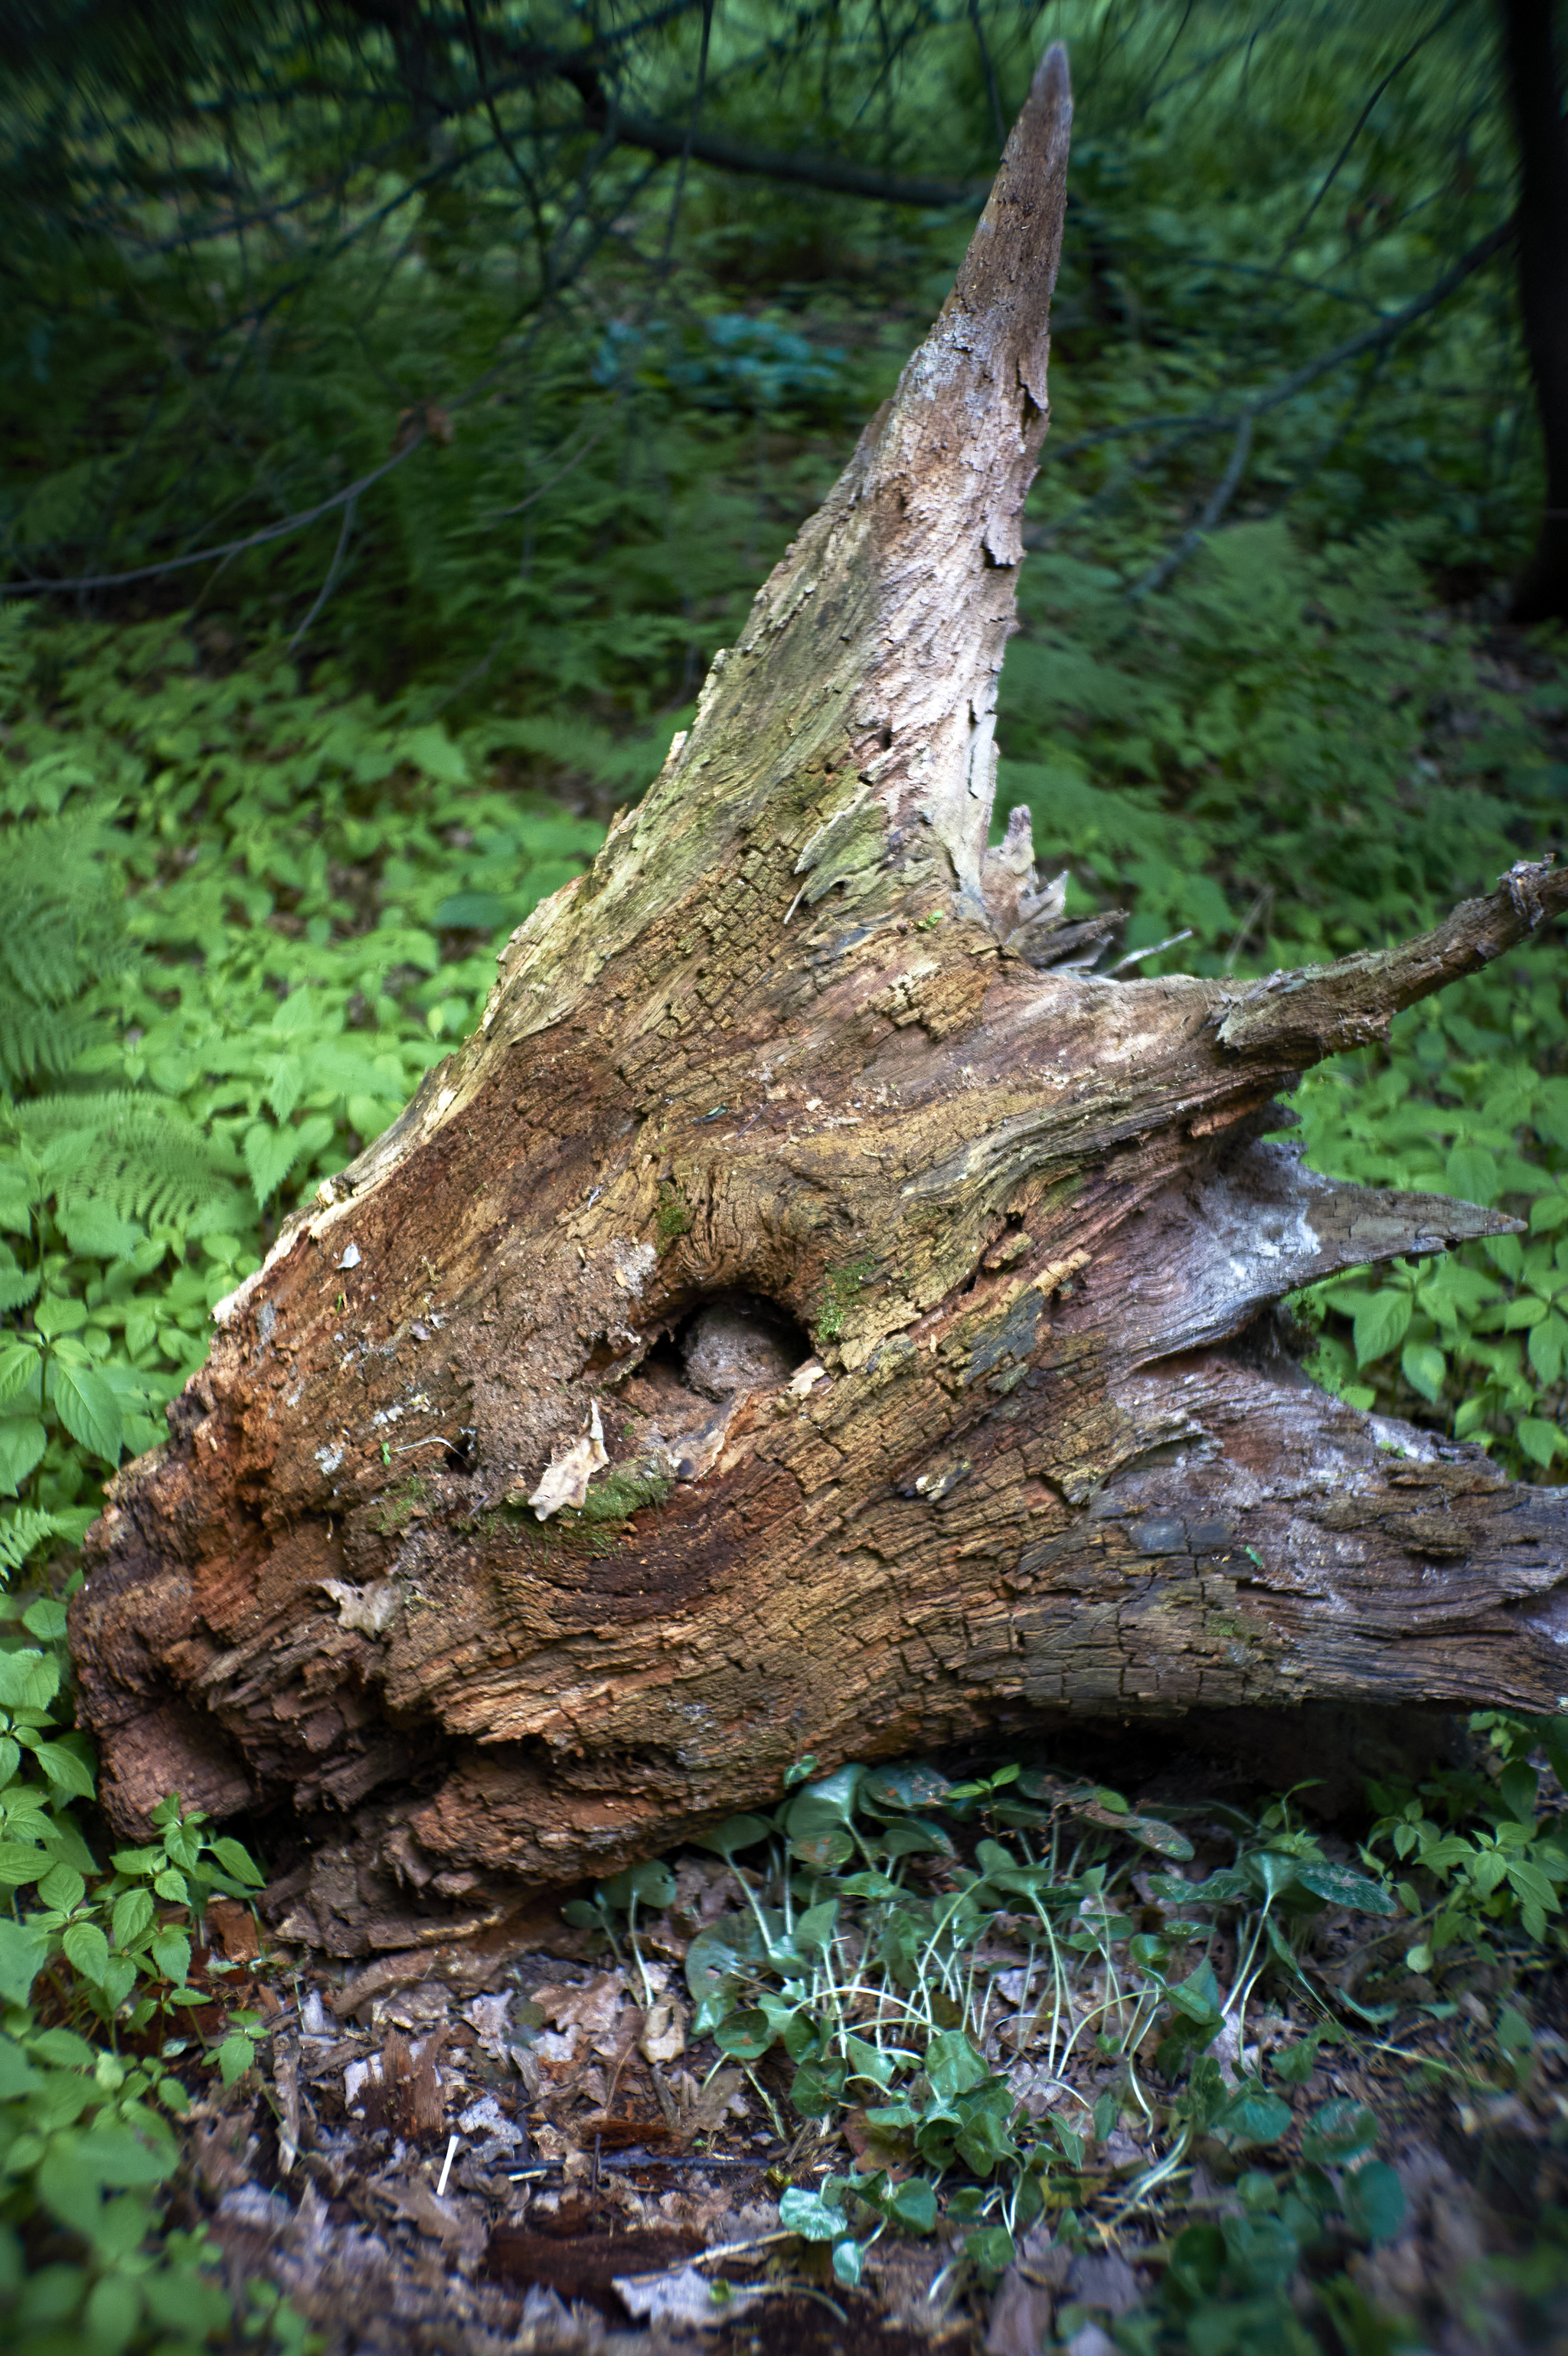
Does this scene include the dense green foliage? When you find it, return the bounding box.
[0,0,1549,701]
[0,1561,286,2353]
[0,0,1565,2343]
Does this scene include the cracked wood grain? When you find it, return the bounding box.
[70,48,1567,1929]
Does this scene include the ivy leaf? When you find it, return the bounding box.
[794,1900,839,1954]
[597,1858,676,1912]
[714,2008,774,2060]
[925,2029,988,2099]
[46,1361,122,1462]
[1168,1958,1224,2026]
[1213,2084,1293,2148]
[831,2237,864,2288]
[778,2185,844,2242]
[1517,1419,1566,1469]
[694,1813,773,1861]
[889,2177,938,2232]
[1302,2099,1379,2164]
[861,1762,953,1815]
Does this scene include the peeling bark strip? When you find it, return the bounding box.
[72,51,1568,1920]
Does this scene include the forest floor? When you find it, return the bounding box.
[172,1722,1568,2356]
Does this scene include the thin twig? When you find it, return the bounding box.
[3,444,416,600]
[969,0,1006,151]
[1284,0,1467,253]
[286,492,358,655]
[1127,414,1254,599]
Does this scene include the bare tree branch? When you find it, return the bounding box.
[1284,0,1472,252]
[1128,410,1254,598]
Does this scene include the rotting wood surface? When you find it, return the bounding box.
[71,49,1568,1936]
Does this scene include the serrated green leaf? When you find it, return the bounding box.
[1446,1145,1499,1206]
[150,1927,191,1985]
[0,1917,48,2003]
[32,1741,96,1800]
[21,1596,68,1639]
[0,1341,40,1406]
[0,1417,47,1495]
[217,2030,256,2086]
[243,1121,303,1208]
[61,1919,110,1982]
[111,1886,155,1949]
[209,1834,265,1885]
[46,1360,122,1462]
[1400,1340,1447,1404]
[1353,1289,1412,1368]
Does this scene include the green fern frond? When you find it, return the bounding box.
[5,1093,229,1230]
[0,809,136,1095]
[0,992,95,1093]
[0,1506,68,1576]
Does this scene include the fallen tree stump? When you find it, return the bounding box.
[72,50,1568,1940]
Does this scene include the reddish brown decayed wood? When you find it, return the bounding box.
[70,48,1568,1933]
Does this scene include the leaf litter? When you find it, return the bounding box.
[173,1720,1568,2351]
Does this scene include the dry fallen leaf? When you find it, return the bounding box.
[531,1972,626,2038]
[463,1990,514,2060]
[528,1401,607,1518]
[377,2178,483,2254]
[612,2264,761,2331]
[639,1996,687,2067]
[206,1897,263,1962]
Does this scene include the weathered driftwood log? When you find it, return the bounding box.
[73,52,1568,1942]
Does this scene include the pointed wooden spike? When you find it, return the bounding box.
[1112,1141,1521,1364]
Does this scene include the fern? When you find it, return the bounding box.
[0,1506,70,1576]
[0,808,135,1093]
[4,1093,230,1232]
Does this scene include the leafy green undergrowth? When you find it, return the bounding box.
[1291,961,1568,1477]
[0,605,608,1526]
[0,1561,309,2354]
[567,1723,1568,2348]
